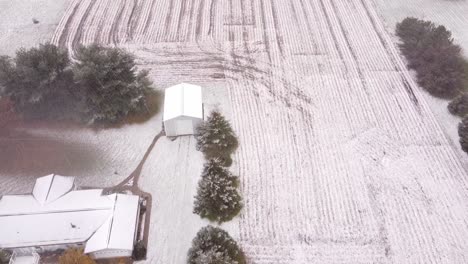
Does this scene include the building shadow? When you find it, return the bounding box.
[0,129,101,177]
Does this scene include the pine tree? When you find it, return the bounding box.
[0,43,77,120]
[0,43,159,124]
[187,226,246,264]
[195,111,238,163]
[73,44,153,123]
[449,93,468,117]
[459,116,468,153]
[395,17,467,98]
[194,159,242,223]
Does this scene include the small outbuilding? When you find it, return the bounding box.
[163,83,203,137]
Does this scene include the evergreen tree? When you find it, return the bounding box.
[0,43,77,120]
[396,17,467,98]
[195,111,238,163]
[458,116,468,153]
[449,93,468,117]
[396,17,435,68]
[416,53,465,98]
[187,226,246,264]
[194,159,242,223]
[72,44,152,123]
[0,43,159,124]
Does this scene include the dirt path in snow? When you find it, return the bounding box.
[104,130,164,251]
[107,130,164,191]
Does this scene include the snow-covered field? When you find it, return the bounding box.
[2,0,468,263]
[0,0,72,56]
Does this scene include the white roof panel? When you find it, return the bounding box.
[32,174,74,205]
[84,194,139,253]
[0,210,111,248]
[0,189,112,216]
[164,83,203,121]
[0,176,139,251]
[108,194,139,250]
[84,217,113,253]
[32,174,53,204]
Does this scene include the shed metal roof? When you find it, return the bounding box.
[163,83,203,121]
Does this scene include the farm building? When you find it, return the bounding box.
[163,83,203,137]
[0,174,140,260]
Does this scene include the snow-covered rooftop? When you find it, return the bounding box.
[0,175,139,252]
[32,174,74,205]
[163,83,203,121]
[84,194,139,253]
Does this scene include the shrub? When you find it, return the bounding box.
[187,226,245,264]
[458,116,468,153]
[0,249,11,264]
[132,240,147,260]
[195,111,238,163]
[448,93,468,116]
[194,159,242,223]
[59,248,96,264]
[396,17,467,98]
[72,44,153,124]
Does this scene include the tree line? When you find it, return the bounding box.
[186,111,246,264]
[0,43,159,125]
[396,17,468,153]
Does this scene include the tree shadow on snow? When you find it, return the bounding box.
[99,89,164,129]
[0,129,102,178]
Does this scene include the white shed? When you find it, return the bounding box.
[163,83,203,137]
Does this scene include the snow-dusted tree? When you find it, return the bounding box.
[194,159,242,223]
[187,225,246,264]
[449,93,468,117]
[459,116,468,153]
[0,43,77,120]
[396,17,466,99]
[195,111,238,164]
[73,44,154,124]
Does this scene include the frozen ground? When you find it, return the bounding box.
[3,0,468,263]
[372,0,468,173]
[0,0,72,56]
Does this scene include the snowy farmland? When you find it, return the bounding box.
[2,0,468,263]
[0,0,72,56]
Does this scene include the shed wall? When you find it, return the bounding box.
[164,117,202,137]
[89,249,132,259]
